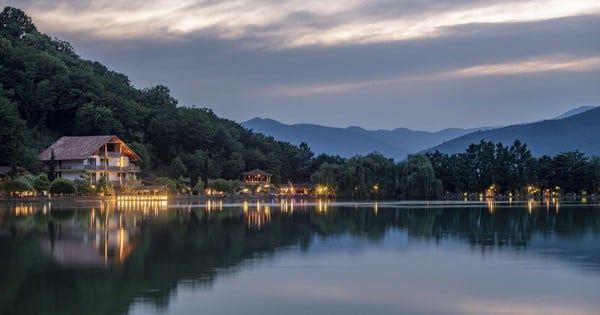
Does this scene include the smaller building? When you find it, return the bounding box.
[38,135,141,186]
[240,169,273,194]
[278,183,312,196]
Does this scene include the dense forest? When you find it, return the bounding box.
[1,7,599,198]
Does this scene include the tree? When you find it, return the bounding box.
[170,156,188,178]
[121,174,142,195]
[47,150,57,181]
[0,7,37,38]
[212,179,231,194]
[0,95,28,168]
[155,177,176,193]
[33,173,50,193]
[398,155,442,199]
[0,178,34,197]
[73,103,124,135]
[192,181,205,195]
[95,174,113,195]
[49,178,76,194]
[73,172,93,195]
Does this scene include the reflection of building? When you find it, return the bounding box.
[39,135,141,186]
[41,205,143,267]
[240,169,272,194]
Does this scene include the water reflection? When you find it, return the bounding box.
[0,200,599,315]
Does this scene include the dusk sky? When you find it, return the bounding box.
[8,0,600,131]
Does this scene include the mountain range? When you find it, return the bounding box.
[430,106,600,156]
[242,106,598,159]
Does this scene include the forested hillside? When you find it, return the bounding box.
[0,7,313,183]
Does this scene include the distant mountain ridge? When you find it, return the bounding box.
[242,118,485,160]
[554,106,597,120]
[243,106,598,160]
[428,106,600,156]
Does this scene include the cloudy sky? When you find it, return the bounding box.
[8,0,600,130]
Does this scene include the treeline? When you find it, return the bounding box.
[310,153,441,199]
[0,7,313,183]
[426,140,600,195]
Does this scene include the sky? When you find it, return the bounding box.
[7,0,600,131]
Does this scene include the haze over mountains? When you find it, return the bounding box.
[242,106,598,160]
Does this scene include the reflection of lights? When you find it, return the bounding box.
[374,202,378,215]
[245,206,271,230]
[116,195,167,201]
[528,199,535,214]
[243,201,249,212]
[118,228,126,261]
[317,199,328,212]
[115,198,168,214]
[14,204,35,216]
[206,199,223,211]
[487,199,495,213]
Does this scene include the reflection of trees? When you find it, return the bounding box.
[0,204,599,315]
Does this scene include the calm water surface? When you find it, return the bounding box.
[1,199,599,315]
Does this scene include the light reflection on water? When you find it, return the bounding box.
[0,200,599,315]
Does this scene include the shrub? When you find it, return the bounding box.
[49,178,77,195]
[33,173,51,192]
[192,181,205,195]
[1,178,34,197]
[155,177,176,193]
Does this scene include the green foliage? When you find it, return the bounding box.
[73,103,124,135]
[95,174,113,195]
[49,178,76,194]
[33,173,50,192]
[427,140,600,195]
[310,153,398,198]
[192,181,205,195]
[73,172,93,195]
[0,7,37,38]
[212,179,232,193]
[398,155,442,199]
[170,156,187,178]
[0,93,28,168]
[0,178,34,196]
[121,174,142,195]
[128,142,151,170]
[155,177,176,193]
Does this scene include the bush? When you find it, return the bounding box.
[1,178,34,197]
[192,181,205,195]
[155,177,176,193]
[49,178,77,195]
[33,173,51,192]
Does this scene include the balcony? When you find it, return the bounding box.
[57,165,140,172]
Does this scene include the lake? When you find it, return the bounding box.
[1,199,599,315]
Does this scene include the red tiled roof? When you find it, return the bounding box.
[38,135,141,161]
